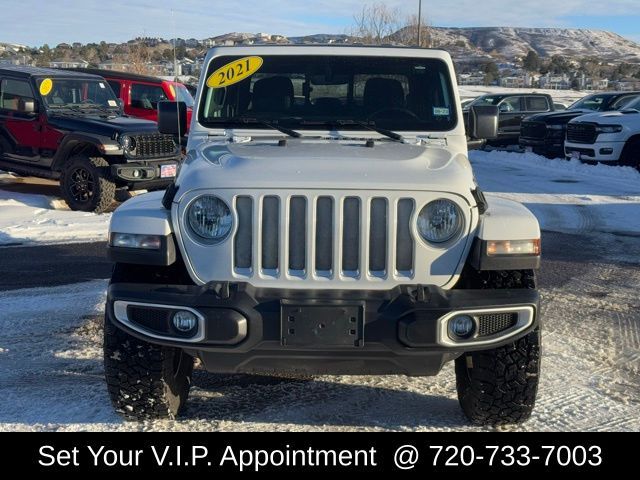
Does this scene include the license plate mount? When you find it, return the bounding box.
[160,164,177,178]
[281,303,364,347]
[571,151,581,161]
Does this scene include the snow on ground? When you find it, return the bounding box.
[471,150,640,240]
[459,85,587,106]
[0,172,110,246]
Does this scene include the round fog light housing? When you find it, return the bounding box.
[172,310,198,333]
[448,315,476,340]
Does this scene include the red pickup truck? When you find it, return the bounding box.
[68,68,194,131]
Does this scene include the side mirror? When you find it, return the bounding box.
[468,105,499,140]
[19,98,37,114]
[116,98,125,110]
[158,101,187,136]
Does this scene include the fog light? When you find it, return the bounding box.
[448,315,476,340]
[172,311,198,333]
[599,148,614,155]
[133,169,141,178]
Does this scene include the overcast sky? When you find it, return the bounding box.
[2,0,639,46]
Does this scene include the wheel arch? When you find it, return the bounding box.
[51,134,113,171]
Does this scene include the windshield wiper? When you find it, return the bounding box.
[230,116,302,138]
[335,120,406,143]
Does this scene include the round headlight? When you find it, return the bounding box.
[187,195,233,244]
[119,135,136,151]
[417,199,464,244]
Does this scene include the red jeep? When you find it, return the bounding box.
[69,68,193,132]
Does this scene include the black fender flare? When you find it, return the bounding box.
[51,133,118,171]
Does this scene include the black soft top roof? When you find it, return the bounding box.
[65,68,165,84]
[0,65,103,80]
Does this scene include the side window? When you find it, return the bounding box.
[526,96,550,111]
[107,80,121,98]
[612,95,640,110]
[0,78,35,112]
[499,96,522,113]
[130,84,166,110]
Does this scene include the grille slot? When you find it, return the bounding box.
[477,312,518,337]
[288,197,307,272]
[231,194,420,280]
[261,196,280,271]
[315,197,333,272]
[567,123,598,144]
[342,197,361,273]
[234,197,253,269]
[369,198,387,274]
[396,199,415,272]
[130,134,176,158]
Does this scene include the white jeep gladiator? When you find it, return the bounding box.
[104,45,542,426]
[565,96,640,169]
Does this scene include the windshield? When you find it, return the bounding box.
[38,78,119,110]
[175,84,195,108]
[199,54,457,132]
[467,95,502,108]
[569,94,620,112]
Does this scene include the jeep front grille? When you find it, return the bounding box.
[567,123,598,144]
[130,134,177,159]
[233,194,416,279]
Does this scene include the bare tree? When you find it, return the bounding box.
[398,14,433,48]
[126,42,152,75]
[351,2,402,45]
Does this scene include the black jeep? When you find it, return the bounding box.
[0,66,181,213]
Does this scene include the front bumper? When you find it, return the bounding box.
[110,158,180,185]
[107,282,540,376]
[520,136,564,156]
[565,141,625,163]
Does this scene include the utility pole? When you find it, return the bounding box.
[417,0,423,47]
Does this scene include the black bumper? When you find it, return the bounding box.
[519,137,564,156]
[107,282,540,376]
[110,159,180,186]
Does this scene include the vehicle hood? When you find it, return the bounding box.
[569,110,640,125]
[525,109,592,124]
[47,113,160,138]
[175,139,475,200]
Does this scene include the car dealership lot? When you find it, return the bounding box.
[0,150,638,431]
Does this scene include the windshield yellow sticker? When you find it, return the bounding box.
[39,78,53,96]
[206,56,263,89]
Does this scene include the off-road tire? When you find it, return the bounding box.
[103,317,194,420]
[60,155,116,213]
[620,138,640,171]
[455,269,541,426]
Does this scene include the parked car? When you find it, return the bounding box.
[67,68,194,131]
[520,91,640,158]
[553,102,569,111]
[104,45,542,425]
[565,96,640,170]
[464,93,554,145]
[0,66,182,212]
